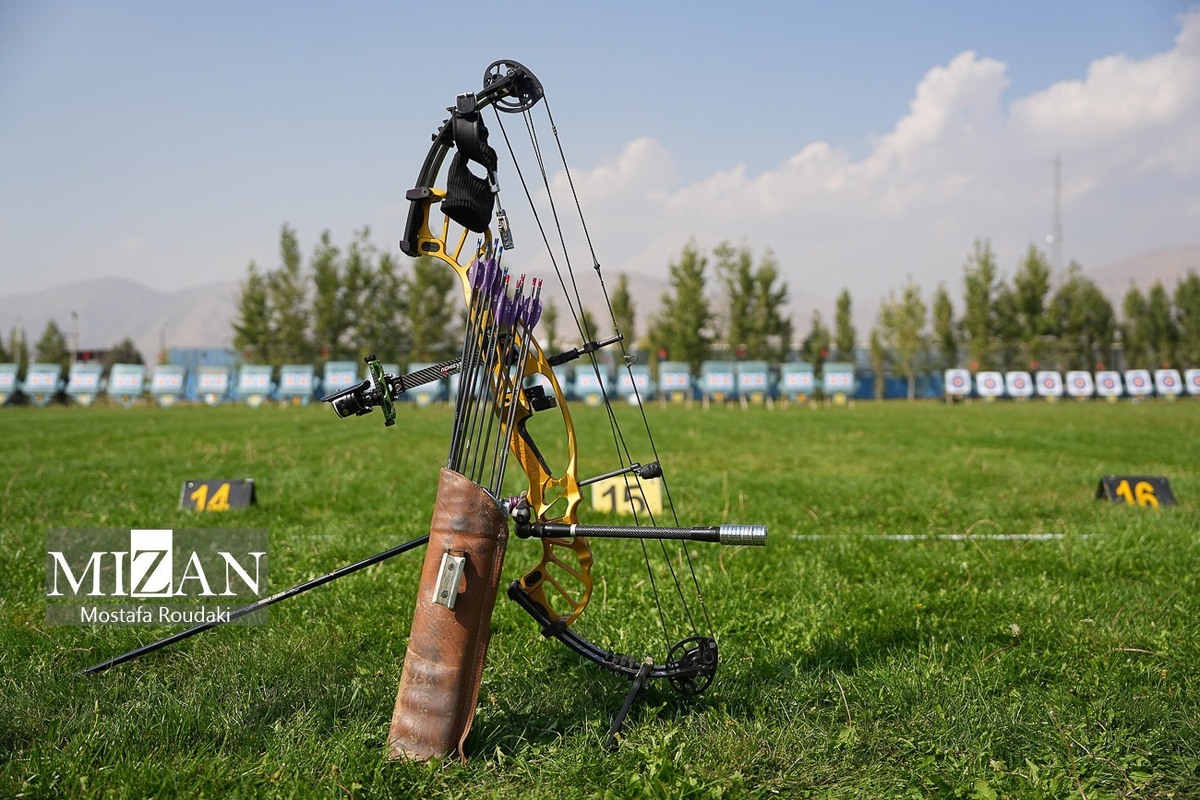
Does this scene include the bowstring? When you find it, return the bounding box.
[492,98,716,652]
[541,96,715,643]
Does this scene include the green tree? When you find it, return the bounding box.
[878,279,927,400]
[0,329,9,363]
[10,326,30,378]
[1013,245,1051,365]
[834,289,856,361]
[1145,281,1178,367]
[404,255,458,363]
[610,273,636,350]
[869,328,887,400]
[102,337,143,372]
[269,224,312,362]
[932,284,957,369]
[714,242,753,353]
[799,311,831,375]
[34,320,70,369]
[1047,264,1114,370]
[310,230,347,362]
[961,238,999,369]
[1175,270,1200,366]
[750,253,792,362]
[232,262,273,363]
[341,228,376,354]
[1121,286,1149,369]
[578,307,600,345]
[992,282,1022,370]
[650,242,713,374]
[541,299,560,357]
[357,250,408,363]
[713,242,790,360]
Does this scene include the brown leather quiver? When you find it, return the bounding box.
[386,468,509,762]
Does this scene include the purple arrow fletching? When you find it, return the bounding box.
[524,279,544,329]
[501,294,518,329]
[514,294,531,328]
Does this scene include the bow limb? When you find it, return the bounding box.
[397,80,596,626]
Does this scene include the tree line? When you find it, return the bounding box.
[647,238,1199,398]
[230,229,1200,389]
[5,229,1197,393]
[856,239,1200,398]
[0,322,141,376]
[228,230,797,374]
[231,224,459,367]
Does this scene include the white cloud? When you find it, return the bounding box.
[555,10,1200,323]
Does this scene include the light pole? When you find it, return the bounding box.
[70,310,78,362]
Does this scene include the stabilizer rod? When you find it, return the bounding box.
[515,522,766,546]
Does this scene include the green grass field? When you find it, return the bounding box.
[2,399,1198,798]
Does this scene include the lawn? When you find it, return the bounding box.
[2,399,1198,798]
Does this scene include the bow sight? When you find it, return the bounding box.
[322,354,466,425]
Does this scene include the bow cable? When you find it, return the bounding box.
[490,98,716,660]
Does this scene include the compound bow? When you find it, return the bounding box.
[341,59,766,750]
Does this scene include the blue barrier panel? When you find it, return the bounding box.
[22,363,64,407]
[855,370,940,400]
[237,364,275,408]
[779,362,815,402]
[107,364,146,407]
[279,364,316,405]
[0,363,19,405]
[167,348,236,401]
[700,361,736,405]
[66,363,106,407]
[150,364,187,407]
[657,361,691,403]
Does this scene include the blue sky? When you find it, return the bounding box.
[2,0,1198,310]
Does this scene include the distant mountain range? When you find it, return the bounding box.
[0,279,239,363]
[2,245,1197,362]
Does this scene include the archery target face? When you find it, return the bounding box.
[1155,369,1182,396]
[1096,371,1122,396]
[976,372,1003,397]
[1125,370,1152,396]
